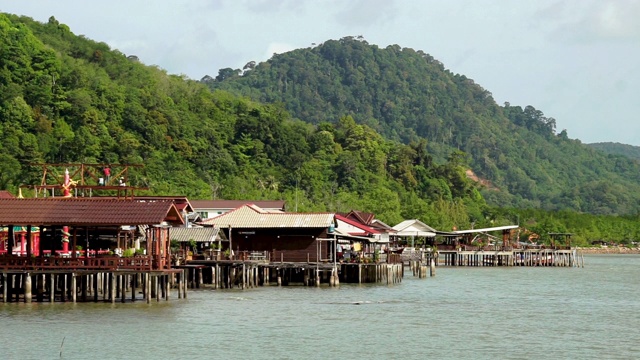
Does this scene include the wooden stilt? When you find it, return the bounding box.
[2,273,7,303]
[71,273,76,303]
[182,269,187,299]
[37,274,44,302]
[110,273,116,304]
[121,275,127,303]
[24,273,32,303]
[94,274,99,302]
[145,273,151,304]
[131,274,136,302]
[155,276,160,302]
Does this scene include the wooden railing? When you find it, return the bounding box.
[0,256,153,271]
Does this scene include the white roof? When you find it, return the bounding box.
[330,227,377,242]
[454,225,519,234]
[202,204,334,228]
[392,219,436,237]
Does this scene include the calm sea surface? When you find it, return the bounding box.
[2,254,639,360]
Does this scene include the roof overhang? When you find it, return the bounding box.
[454,225,519,235]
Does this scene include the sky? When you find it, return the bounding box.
[1,0,639,145]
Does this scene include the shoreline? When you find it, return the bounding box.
[577,247,640,254]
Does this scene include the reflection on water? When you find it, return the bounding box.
[2,255,639,360]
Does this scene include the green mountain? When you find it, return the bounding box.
[0,13,489,230]
[206,37,640,216]
[588,142,640,161]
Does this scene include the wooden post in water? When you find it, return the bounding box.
[182,269,187,299]
[2,273,7,303]
[70,273,76,303]
[121,275,127,303]
[160,275,166,300]
[110,273,116,304]
[155,276,160,302]
[151,275,157,299]
[24,273,32,303]
[177,271,182,299]
[165,275,170,300]
[145,273,151,304]
[131,274,136,302]
[430,258,435,277]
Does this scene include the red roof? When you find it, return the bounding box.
[0,191,15,199]
[335,214,380,235]
[0,198,183,226]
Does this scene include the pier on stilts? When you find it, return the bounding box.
[424,230,584,268]
[185,256,405,289]
[0,194,190,304]
[436,248,584,267]
[0,268,187,303]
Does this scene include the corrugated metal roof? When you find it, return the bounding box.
[202,204,333,228]
[392,219,437,237]
[169,226,223,242]
[0,198,183,226]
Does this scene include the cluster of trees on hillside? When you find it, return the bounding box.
[588,142,640,161]
[1,14,638,246]
[492,208,640,247]
[208,37,640,216]
[0,13,487,231]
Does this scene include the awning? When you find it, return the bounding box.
[329,228,376,243]
[394,230,436,237]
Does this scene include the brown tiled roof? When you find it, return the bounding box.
[190,200,285,211]
[0,198,184,226]
[0,191,15,199]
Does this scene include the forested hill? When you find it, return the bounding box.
[206,37,640,215]
[0,13,491,230]
[588,142,640,161]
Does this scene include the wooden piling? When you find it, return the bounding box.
[71,273,76,303]
[110,272,116,304]
[24,273,32,303]
[121,275,127,303]
[2,273,7,303]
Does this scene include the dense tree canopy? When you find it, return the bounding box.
[1,14,638,246]
[208,37,640,216]
[0,13,487,232]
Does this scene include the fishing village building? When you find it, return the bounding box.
[0,161,583,303]
[0,197,190,303]
[190,200,286,220]
[201,203,334,262]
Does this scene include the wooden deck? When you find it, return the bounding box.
[0,255,154,271]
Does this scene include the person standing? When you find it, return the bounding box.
[103,165,111,185]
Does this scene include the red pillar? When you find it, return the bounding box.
[62,226,70,253]
[20,233,26,255]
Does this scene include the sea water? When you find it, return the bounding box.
[1,254,638,360]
